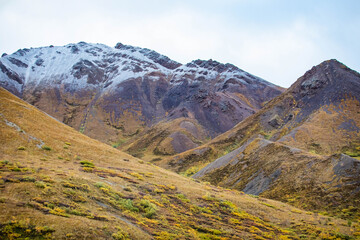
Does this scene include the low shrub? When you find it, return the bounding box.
[112,227,130,240]
[34,181,46,188]
[42,146,52,151]
[80,160,95,168]
[140,199,157,218]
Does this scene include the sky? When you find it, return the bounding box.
[0,0,359,88]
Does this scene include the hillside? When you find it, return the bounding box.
[160,60,360,219]
[0,42,283,158]
[121,117,209,161]
[1,87,358,239]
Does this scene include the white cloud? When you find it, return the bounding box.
[220,19,328,87]
[0,0,359,88]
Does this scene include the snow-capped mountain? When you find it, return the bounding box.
[0,42,283,150]
[0,41,179,96]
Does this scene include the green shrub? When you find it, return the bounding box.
[62,182,77,189]
[121,199,139,212]
[80,160,95,168]
[22,176,36,182]
[65,207,88,216]
[34,181,46,188]
[94,182,106,188]
[176,194,190,203]
[0,221,54,239]
[182,166,199,177]
[0,160,9,165]
[140,199,157,218]
[42,146,52,151]
[112,226,130,240]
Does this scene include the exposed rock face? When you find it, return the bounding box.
[0,41,283,154]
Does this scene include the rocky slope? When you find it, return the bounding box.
[161,59,360,218]
[2,87,356,239]
[0,42,283,156]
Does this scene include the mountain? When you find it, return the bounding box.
[0,42,283,157]
[1,87,355,239]
[161,59,360,218]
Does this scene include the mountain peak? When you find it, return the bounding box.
[186,59,241,74]
[113,42,181,70]
[114,42,124,49]
[289,59,360,98]
[314,59,352,73]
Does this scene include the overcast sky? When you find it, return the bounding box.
[0,0,359,87]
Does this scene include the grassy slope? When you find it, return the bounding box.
[0,87,358,239]
[120,117,209,161]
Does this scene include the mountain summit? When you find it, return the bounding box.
[289,59,360,112]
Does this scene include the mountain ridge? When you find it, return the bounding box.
[0,41,283,156]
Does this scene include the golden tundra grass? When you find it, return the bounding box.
[0,87,358,239]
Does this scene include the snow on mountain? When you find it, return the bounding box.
[0,41,278,97]
[171,59,276,89]
[0,42,179,96]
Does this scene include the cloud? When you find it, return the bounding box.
[220,19,328,87]
[0,0,359,88]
